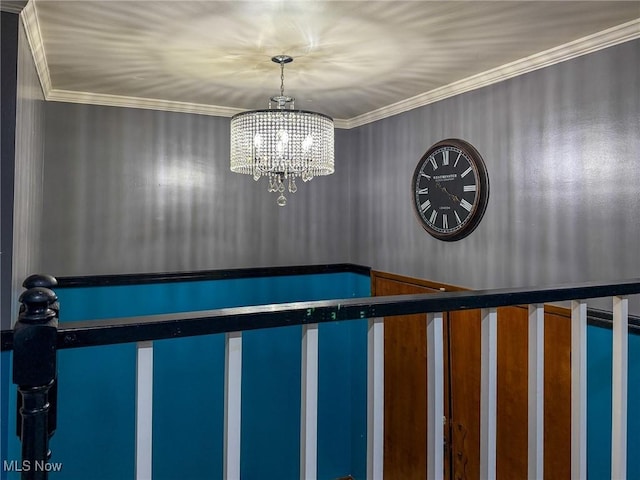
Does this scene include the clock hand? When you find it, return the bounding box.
[435,181,449,195]
[436,182,460,203]
[447,190,461,203]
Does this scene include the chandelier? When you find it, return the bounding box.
[230,55,334,206]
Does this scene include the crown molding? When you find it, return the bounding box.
[46,89,246,118]
[45,88,352,128]
[0,1,27,14]
[44,87,354,128]
[20,0,51,96]
[20,6,639,130]
[341,18,640,129]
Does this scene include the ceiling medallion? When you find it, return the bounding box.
[230,55,335,206]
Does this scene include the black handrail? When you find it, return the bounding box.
[54,263,371,288]
[2,277,639,352]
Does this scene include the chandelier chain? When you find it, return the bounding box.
[280,61,285,98]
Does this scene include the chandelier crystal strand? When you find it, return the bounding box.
[230,55,334,206]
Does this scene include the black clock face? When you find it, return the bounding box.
[412,139,489,241]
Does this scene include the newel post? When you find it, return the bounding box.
[13,276,59,480]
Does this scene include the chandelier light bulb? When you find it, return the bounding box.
[302,134,313,152]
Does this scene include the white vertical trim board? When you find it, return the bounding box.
[570,301,587,480]
[528,304,544,480]
[136,341,154,480]
[224,332,243,480]
[367,317,384,480]
[300,324,319,480]
[426,312,444,480]
[480,308,498,480]
[611,296,628,480]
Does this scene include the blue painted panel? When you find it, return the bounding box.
[51,345,137,479]
[3,345,136,480]
[586,325,640,480]
[317,319,368,480]
[2,351,12,480]
[152,334,225,480]
[349,318,368,480]
[237,273,370,479]
[241,325,302,480]
[587,325,612,480]
[2,272,369,479]
[318,321,353,479]
[629,332,640,480]
[4,355,20,480]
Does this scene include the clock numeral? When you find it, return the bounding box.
[421,173,431,180]
[429,156,438,170]
[429,210,438,225]
[453,152,462,168]
[461,166,473,178]
[460,199,473,212]
[442,150,449,166]
[455,211,462,225]
[420,199,431,213]
[442,214,448,230]
[463,185,477,192]
[418,188,429,195]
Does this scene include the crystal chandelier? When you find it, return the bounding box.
[230,55,334,206]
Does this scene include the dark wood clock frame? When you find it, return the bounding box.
[412,138,490,241]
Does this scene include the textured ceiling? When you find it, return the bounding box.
[20,1,640,124]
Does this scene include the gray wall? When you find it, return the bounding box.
[40,105,353,275]
[348,39,640,313]
[9,16,45,324]
[36,39,639,313]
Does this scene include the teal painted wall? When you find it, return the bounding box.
[4,272,369,480]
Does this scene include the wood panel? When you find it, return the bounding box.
[448,309,482,480]
[496,306,529,479]
[543,308,571,479]
[372,274,445,480]
[495,305,572,480]
[373,271,572,480]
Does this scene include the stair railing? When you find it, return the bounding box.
[2,275,639,480]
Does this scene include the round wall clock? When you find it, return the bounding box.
[411,138,489,241]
